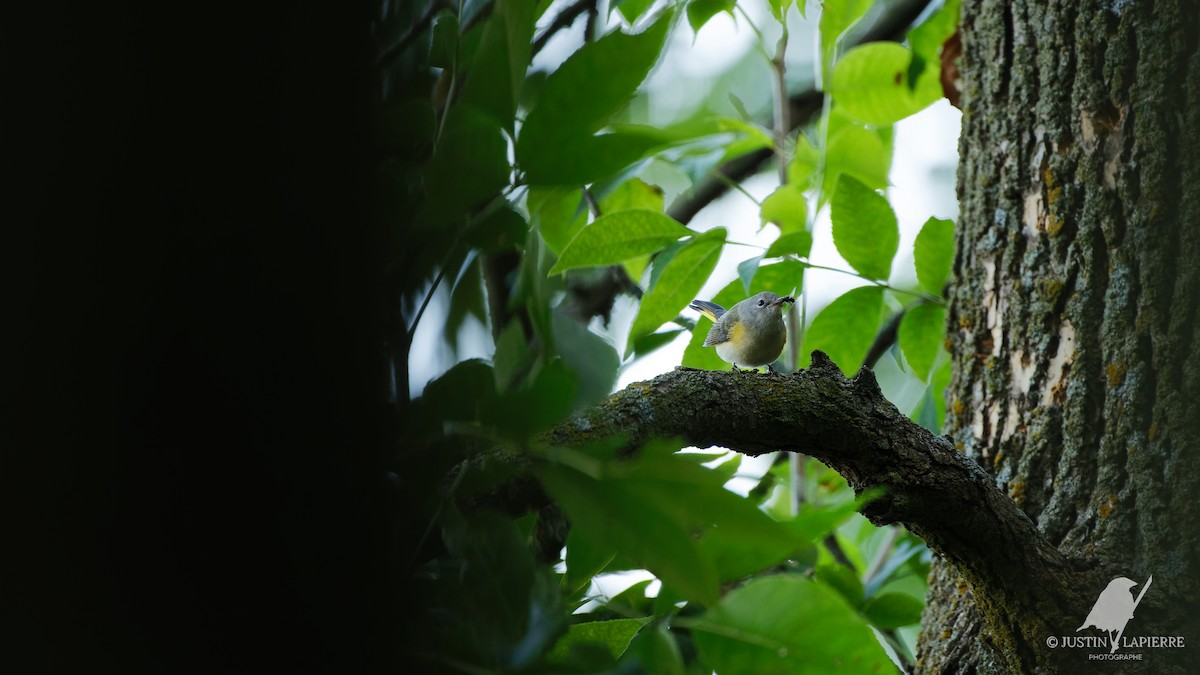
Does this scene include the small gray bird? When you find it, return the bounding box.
[689,291,795,370]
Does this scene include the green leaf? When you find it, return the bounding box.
[535,451,722,604]
[608,579,655,616]
[487,359,579,439]
[908,0,962,101]
[914,381,941,432]
[687,575,893,674]
[466,204,528,252]
[455,453,527,501]
[697,514,806,584]
[578,456,805,586]
[627,228,725,352]
[898,303,946,380]
[460,0,493,29]
[786,494,875,542]
[493,321,529,391]
[909,0,961,60]
[716,117,775,162]
[913,216,955,294]
[444,256,488,353]
[686,0,734,33]
[818,0,873,77]
[552,310,620,408]
[517,13,673,184]
[428,11,458,69]
[831,175,899,281]
[803,286,885,375]
[546,618,651,664]
[529,187,587,255]
[863,592,925,629]
[752,259,805,297]
[830,41,941,126]
[628,624,685,675]
[863,540,927,598]
[591,175,666,278]
[598,177,665,213]
[550,209,692,274]
[439,511,547,666]
[764,232,813,259]
[816,562,865,608]
[736,255,763,294]
[824,121,892,193]
[629,457,806,584]
[565,528,615,594]
[459,0,537,130]
[457,13,487,66]
[614,0,656,23]
[421,359,496,422]
[630,329,686,358]
[759,184,809,233]
[912,358,953,433]
[539,446,815,605]
[767,0,794,22]
[379,98,436,161]
[787,133,820,188]
[527,130,672,187]
[510,228,556,347]
[647,240,684,290]
[420,105,510,227]
[708,453,742,483]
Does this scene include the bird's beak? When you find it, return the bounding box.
[771,296,796,307]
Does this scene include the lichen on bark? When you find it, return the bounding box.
[923,0,1200,671]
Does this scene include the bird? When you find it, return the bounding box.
[689,291,795,370]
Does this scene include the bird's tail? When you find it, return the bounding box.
[689,299,725,322]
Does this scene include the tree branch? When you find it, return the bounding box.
[532,0,593,57]
[376,0,455,69]
[538,351,1096,670]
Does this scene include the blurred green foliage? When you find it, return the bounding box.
[385,0,959,671]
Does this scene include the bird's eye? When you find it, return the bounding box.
[757,299,766,306]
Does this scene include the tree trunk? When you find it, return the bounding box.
[918,0,1200,672]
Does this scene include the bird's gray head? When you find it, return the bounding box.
[744,289,792,309]
[744,291,795,320]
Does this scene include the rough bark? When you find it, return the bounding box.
[920,0,1200,672]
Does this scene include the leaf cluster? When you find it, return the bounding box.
[384,0,961,671]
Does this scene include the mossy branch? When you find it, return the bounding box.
[536,351,1096,671]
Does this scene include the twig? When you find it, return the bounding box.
[772,30,790,185]
[861,308,905,370]
[585,0,599,43]
[582,186,603,218]
[405,257,452,346]
[707,164,763,206]
[666,0,933,225]
[376,0,454,69]
[532,0,593,57]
